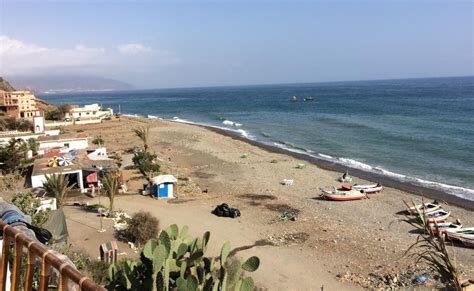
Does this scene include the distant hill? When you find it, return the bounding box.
[0,77,16,91]
[9,75,134,93]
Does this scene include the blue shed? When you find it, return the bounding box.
[151,175,177,198]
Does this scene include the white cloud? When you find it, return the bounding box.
[0,36,179,76]
[117,43,152,55]
[0,36,49,56]
[74,45,106,53]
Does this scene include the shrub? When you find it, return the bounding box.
[132,150,160,179]
[92,136,105,145]
[126,211,159,245]
[87,260,110,286]
[10,192,50,227]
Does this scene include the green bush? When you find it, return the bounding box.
[126,211,159,245]
[92,136,105,145]
[132,150,160,179]
[107,224,260,290]
[10,192,49,227]
[87,260,110,286]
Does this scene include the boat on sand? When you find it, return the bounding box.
[425,209,450,223]
[445,227,474,247]
[352,183,383,194]
[429,220,462,236]
[320,187,367,201]
[405,200,441,214]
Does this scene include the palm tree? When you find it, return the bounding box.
[134,126,150,151]
[43,174,74,208]
[101,172,119,215]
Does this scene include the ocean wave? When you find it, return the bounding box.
[318,153,334,159]
[170,117,253,139]
[337,158,373,171]
[123,113,144,118]
[222,120,242,127]
[147,115,161,119]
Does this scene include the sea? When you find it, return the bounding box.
[39,76,474,203]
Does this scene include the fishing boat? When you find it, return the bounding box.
[445,227,474,247]
[405,200,441,214]
[429,220,462,236]
[352,183,383,194]
[425,209,450,223]
[304,96,315,101]
[320,187,367,201]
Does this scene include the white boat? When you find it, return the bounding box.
[429,220,462,236]
[445,227,474,247]
[352,183,383,194]
[425,209,450,223]
[320,187,367,201]
[405,201,441,214]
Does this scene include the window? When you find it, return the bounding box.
[64,143,70,148]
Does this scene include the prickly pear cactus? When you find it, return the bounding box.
[106,224,260,291]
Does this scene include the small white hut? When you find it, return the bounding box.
[152,175,177,198]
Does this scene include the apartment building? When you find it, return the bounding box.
[0,90,38,118]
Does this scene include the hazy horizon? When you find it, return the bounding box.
[1,0,472,89]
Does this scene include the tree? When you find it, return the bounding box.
[43,174,74,208]
[0,139,26,174]
[101,172,119,215]
[132,150,160,180]
[134,126,150,152]
[45,104,71,121]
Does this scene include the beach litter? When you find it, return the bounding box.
[281,179,294,186]
[212,203,241,218]
[279,211,298,222]
[296,163,306,169]
[241,153,249,158]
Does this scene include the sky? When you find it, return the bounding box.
[0,0,473,89]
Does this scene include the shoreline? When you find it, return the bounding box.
[191,122,474,211]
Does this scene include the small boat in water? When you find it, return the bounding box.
[320,187,367,201]
[290,96,298,101]
[445,227,474,247]
[425,209,450,223]
[304,96,315,101]
[352,183,383,194]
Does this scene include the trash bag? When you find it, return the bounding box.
[212,203,241,218]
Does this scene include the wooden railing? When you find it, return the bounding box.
[0,220,104,291]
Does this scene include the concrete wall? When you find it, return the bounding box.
[39,139,88,150]
[45,119,102,128]
[31,170,84,189]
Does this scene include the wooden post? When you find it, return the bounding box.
[0,233,11,291]
[10,234,23,291]
[23,248,35,291]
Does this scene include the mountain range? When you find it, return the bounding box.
[6,75,134,93]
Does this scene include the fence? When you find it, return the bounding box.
[0,220,104,291]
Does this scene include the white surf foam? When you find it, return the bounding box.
[147,115,161,119]
[222,120,242,127]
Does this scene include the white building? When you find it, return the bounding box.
[65,104,113,121]
[38,136,89,150]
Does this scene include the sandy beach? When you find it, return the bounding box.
[62,117,474,290]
